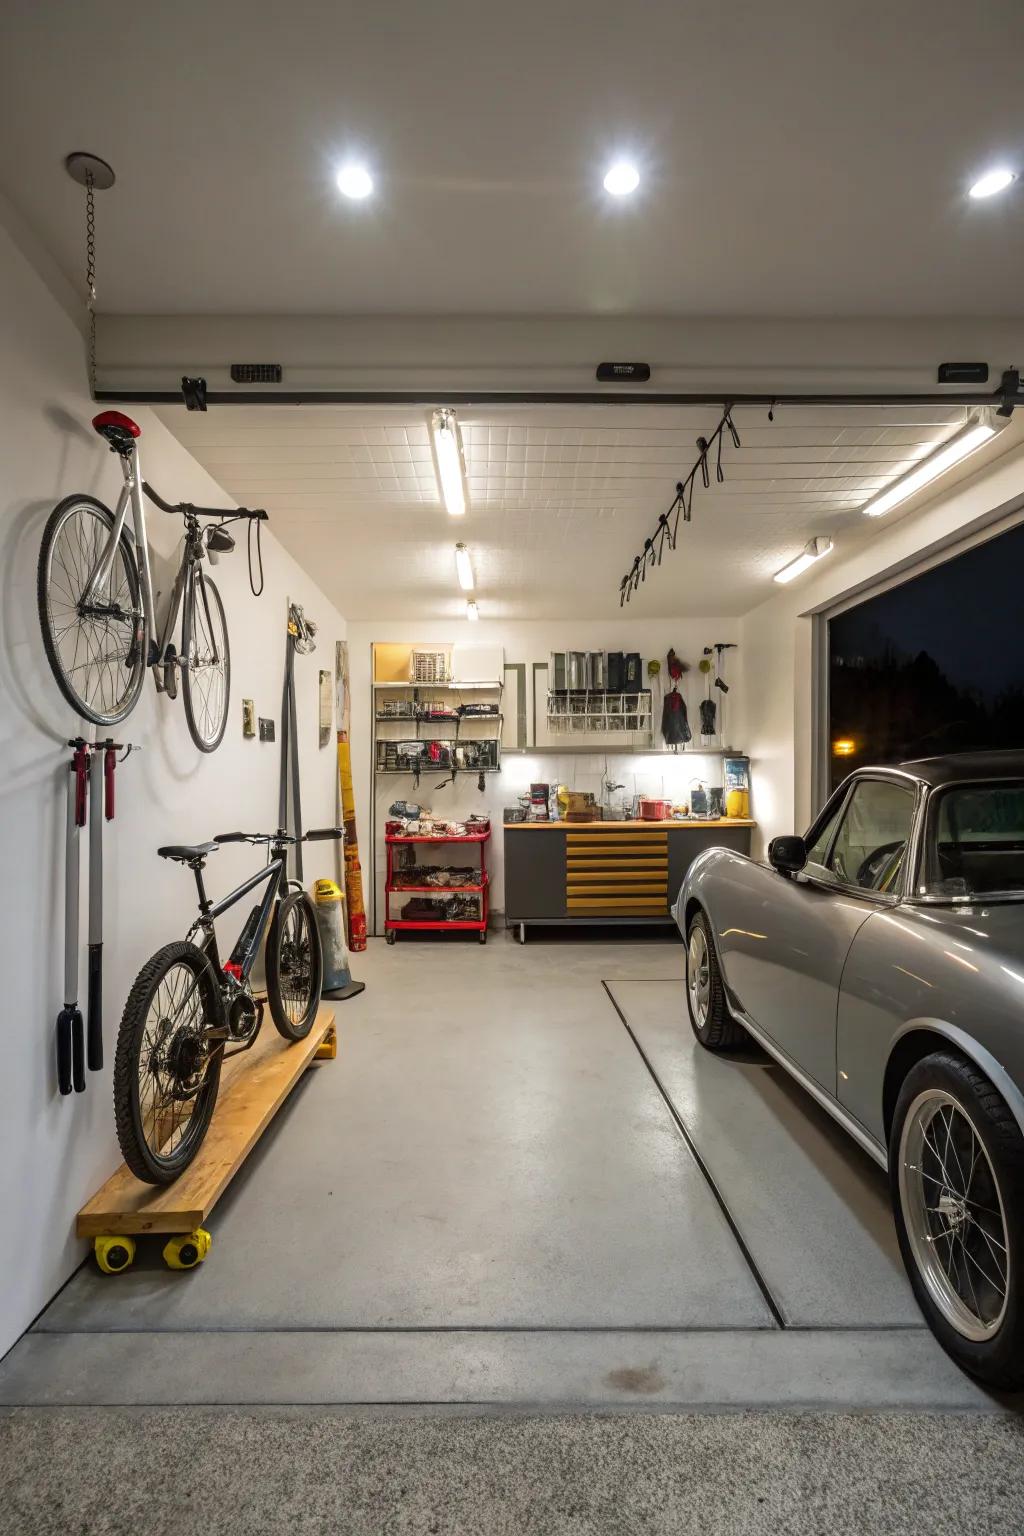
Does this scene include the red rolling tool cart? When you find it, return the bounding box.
[384,825,490,944]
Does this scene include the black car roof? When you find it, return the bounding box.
[896,749,1024,787]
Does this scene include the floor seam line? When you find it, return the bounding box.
[601,978,789,1331]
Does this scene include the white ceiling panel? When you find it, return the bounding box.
[155,403,1022,620]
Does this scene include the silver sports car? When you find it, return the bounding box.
[673,749,1024,1388]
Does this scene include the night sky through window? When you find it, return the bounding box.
[828,522,1024,790]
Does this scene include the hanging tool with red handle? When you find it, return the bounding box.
[57,738,138,1096]
[56,740,90,1095]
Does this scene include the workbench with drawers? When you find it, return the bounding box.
[502,818,755,941]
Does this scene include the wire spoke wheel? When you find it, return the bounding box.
[114,942,224,1185]
[688,925,710,1028]
[899,1088,1010,1341]
[37,496,146,725]
[267,892,323,1041]
[182,571,230,752]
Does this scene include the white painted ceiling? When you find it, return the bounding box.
[156,403,1022,620]
[2,0,1022,317]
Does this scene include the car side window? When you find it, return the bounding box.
[804,796,847,872]
[826,779,916,893]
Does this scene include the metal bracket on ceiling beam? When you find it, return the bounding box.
[997,368,1020,418]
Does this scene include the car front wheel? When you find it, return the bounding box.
[890,1050,1024,1389]
[685,912,747,1050]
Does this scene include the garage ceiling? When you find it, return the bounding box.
[2,0,1023,318]
[157,403,1021,620]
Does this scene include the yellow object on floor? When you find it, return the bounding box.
[163,1228,212,1270]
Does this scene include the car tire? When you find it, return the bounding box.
[890,1050,1024,1390]
[685,911,747,1050]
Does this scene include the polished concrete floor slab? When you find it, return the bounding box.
[0,1326,996,1409]
[37,939,770,1333]
[4,936,1011,1416]
[4,1407,1024,1536]
[606,980,920,1328]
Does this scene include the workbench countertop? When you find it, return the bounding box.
[502,818,756,830]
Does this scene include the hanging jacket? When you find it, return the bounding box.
[662,688,692,746]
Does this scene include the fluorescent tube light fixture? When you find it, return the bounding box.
[466,600,479,621]
[455,542,475,592]
[861,415,999,519]
[432,408,467,516]
[773,537,834,585]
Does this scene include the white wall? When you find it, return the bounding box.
[741,442,1024,856]
[0,216,346,1359]
[347,617,742,927]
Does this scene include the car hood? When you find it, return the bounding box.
[896,901,1024,967]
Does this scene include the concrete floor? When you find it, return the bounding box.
[0,934,1012,1413]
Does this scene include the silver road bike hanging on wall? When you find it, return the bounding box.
[37,410,267,752]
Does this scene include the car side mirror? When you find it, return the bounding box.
[768,835,808,878]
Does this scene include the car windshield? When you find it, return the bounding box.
[921,781,1024,901]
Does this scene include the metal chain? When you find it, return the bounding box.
[85,169,97,394]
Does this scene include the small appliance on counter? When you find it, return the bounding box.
[638,797,672,821]
[724,755,751,818]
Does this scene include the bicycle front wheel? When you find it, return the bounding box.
[37,495,147,725]
[267,892,323,1041]
[113,941,225,1185]
[182,570,230,752]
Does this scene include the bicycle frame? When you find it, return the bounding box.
[81,440,220,676]
[187,849,289,982]
[83,440,157,662]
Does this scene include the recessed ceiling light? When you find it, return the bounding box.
[603,160,640,196]
[466,600,479,622]
[773,537,833,585]
[968,167,1016,199]
[454,542,475,592]
[336,163,373,200]
[861,415,1000,517]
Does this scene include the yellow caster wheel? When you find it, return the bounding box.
[162,1228,212,1270]
[94,1235,136,1275]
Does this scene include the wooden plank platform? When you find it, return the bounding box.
[77,1007,336,1238]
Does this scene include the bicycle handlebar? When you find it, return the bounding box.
[143,480,269,522]
[215,827,343,846]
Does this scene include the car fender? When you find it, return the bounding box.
[888,1015,1024,1142]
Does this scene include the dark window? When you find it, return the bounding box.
[827,522,1024,792]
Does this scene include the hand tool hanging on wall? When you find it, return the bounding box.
[86,738,139,1073]
[57,741,89,1095]
[713,643,737,749]
[280,603,318,881]
[58,737,139,1095]
[699,652,717,740]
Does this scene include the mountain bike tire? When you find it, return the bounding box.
[113,940,225,1185]
[182,571,230,753]
[37,495,147,726]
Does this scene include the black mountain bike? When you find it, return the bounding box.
[37,410,267,753]
[113,827,339,1185]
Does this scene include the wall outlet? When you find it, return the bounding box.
[259,717,275,742]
